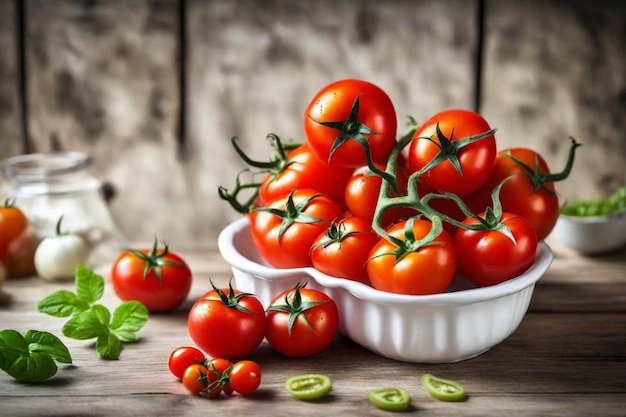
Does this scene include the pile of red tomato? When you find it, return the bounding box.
[221,78,580,295]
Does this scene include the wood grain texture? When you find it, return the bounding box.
[0,0,624,246]
[481,0,626,200]
[1,242,625,417]
[22,0,191,248]
[0,0,22,159]
[183,0,479,243]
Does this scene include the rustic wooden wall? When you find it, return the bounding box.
[0,0,624,249]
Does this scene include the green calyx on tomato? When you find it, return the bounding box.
[127,236,184,284]
[504,136,581,194]
[368,387,411,412]
[285,373,332,401]
[311,218,364,250]
[251,191,327,243]
[420,373,467,402]
[267,282,327,336]
[371,216,446,263]
[414,121,497,179]
[210,278,258,314]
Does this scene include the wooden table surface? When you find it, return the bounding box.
[1,236,625,417]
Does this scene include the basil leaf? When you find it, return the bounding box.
[62,308,109,340]
[110,301,149,342]
[75,265,105,304]
[25,330,72,364]
[37,290,90,317]
[96,333,122,360]
[0,329,72,382]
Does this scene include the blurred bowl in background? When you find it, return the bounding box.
[553,211,626,254]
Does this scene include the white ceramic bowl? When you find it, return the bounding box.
[218,217,554,363]
[553,211,626,254]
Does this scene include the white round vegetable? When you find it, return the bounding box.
[34,216,90,281]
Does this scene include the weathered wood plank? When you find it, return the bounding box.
[482,0,626,201]
[184,0,480,242]
[0,0,23,161]
[22,0,192,247]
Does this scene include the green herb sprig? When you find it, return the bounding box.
[0,329,72,382]
[37,265,149,360]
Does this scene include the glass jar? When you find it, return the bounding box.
[1,152,125,270]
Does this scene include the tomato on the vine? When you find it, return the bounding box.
[182,363,208,395]
[258,141,353,206]
[344,162,416,228]
[168,346,205,380]
[230,360,262,396]
[187,280,266,359]
[310,216,379,284]
[454,212,538,287]
[111,237,192,313]
[464,139,580,240]
[265,284,339,357]
[206,358,233,397]
[366,217,457,295]
[304,79,397,168]
[248,189,344,268]
[407,109,497,196]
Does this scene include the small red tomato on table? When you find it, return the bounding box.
[111,237,192,313]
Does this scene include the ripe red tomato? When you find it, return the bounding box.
[407,109,496,196]
[366,218,457,295]
[265,285,339,357]
[344,163,416,228]
[249,189,344,268]
[304,79,397,168]
[454,212,538,287]
[230,360,262,396]
[187,282,266,359]
[310,216,380,284]
[454,212,537,287]
[168,346,205,380]
[206,358,233,397]
[182,363,207,395]
[259,143,353,207]
[111,238,192,313]
[464,148,560,241]
[0,199,36,277]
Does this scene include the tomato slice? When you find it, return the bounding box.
[420,373,467,402]
[368,387,410,412]
[285,374,332,401]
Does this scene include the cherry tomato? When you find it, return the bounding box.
[259,142,353,207]
[111,237,192,313]
[304,79,397,168]
[265,284,339,357]
[454,212,538,287]
[168,346,205,380]
[187,281,266,359]
[182,363,208,395]
[344,162,416,228]
[464,148,559,240]
[230,360,262,396]
[407,109,496,196]
[310,216,379,284]
[206,358,233,397]
[285,374,332,401]
[249,189,344,269]
[366,218,457,295]
[0,199,36,277]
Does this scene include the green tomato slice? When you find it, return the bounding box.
[368,387,410,412]
[420,373,467,402]
[285,374,332,401]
